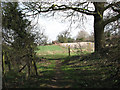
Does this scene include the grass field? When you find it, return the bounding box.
[36,45,79,58]
[3,45,119,88]
[36,45,64,52]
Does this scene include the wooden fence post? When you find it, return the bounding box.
[68,45,70,56]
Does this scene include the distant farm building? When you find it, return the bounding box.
[52,41,59,45]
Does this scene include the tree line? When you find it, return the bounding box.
[55,29,94,43]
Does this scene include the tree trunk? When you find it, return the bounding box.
[26,55,31,76]
[93,2,105,52]
[94,15,105,52]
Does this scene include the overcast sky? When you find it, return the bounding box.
[31,14,94,42]
[18,1,95,43]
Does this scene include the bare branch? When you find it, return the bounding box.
[104,1,120,11]
[28,4,96,16]
[103,14,120,26]
[111,7,120,13]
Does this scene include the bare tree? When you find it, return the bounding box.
[21,1,120,52]
[30,25,48,45]
[88,32,94,42]
[76,30,90,42]
[57,29,71,43]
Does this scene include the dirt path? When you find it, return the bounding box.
[47,60,63,88]
[47,60,71,88]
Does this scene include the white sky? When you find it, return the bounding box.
[19,1,95,43]
[31,14,94,42]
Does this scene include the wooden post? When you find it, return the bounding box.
[2,51,5,75]
[68,45,70,56]
[33,60,38,76]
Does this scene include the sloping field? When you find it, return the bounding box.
[36,45,69,56]
[36,43,94,57]
[37,45,64,52]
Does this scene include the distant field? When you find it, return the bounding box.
[36,45,67,56]
[36,45,67,54]
[35,45,79,58]
[36,45,64,52]
[35,45,92,59]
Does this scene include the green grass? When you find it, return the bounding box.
[37,60,56,72]
[59,54,118,88]
[36,45,65,52]
[36,45,79,59]
[36,45,70,57]
[4,45,119,88]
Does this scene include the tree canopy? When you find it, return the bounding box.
[57,30,73,43]
[22,1,120,52]
[2,2,38,76]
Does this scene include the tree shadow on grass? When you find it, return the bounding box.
[3,68,114,88]
[61,52,105,66]
[47,58,66,60]
[3,52,117,88]
[3,70,56,88]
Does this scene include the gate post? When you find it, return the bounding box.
[68,45,70,56]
